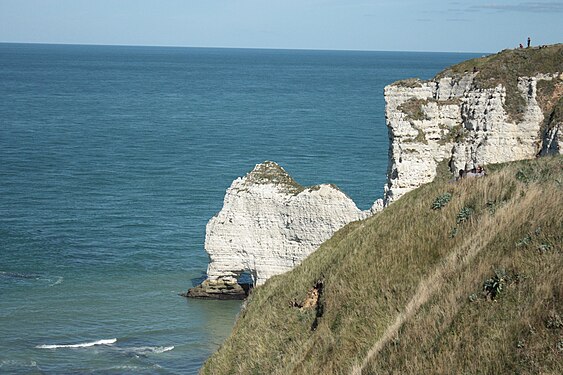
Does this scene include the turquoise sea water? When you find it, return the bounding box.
[0,44,480,374]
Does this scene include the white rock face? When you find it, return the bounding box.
[384,72,562,203]
[204,161,381,286]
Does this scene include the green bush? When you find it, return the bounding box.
[483,269,507,300]
[432,192,452,210]
[456,206,473,223]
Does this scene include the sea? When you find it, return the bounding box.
[0,43,481,374]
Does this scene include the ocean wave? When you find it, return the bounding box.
[1,271,64,287]
[117,345,175,356]
[101,363,163,372]
[0,271,41,280]
[36,338,117,349]
[48,276,64,286]
[132,346,174,354]
[0,359,38,369]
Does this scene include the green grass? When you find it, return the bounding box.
[201,156,562,375]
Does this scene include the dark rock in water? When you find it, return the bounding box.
[181,278,252,300]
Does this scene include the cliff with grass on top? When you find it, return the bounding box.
[384,44,562,203]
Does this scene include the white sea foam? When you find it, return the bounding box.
[0,359,38,368]
[150,346,174,354]
[48,276,64,286]
[101,364,163,372]
[36,338,117,349]
[127,346,175,355]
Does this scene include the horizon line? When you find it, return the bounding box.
[0,41,491,55]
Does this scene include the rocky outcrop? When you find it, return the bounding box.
[384,47,563,203]
[187,162,382,298]
[183,278,250,300]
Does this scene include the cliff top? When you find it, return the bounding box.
[243,161,343,195]
[242,161,304,194]
[436,43,563,82]
[202,156,563,374]
[393,44,563,122]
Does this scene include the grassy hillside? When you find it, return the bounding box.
[201,156,562,374]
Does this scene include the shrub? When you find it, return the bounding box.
[483,269,507,300]
[456,206,473,223]
[432,193,452,210]
[516,169,530,183]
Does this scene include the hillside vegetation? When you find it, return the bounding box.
[202,156,562,374]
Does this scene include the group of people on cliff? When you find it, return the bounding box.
[519,37,531,49]
[456,165,486,181]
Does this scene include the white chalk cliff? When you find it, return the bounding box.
[384,64,562,203]
[203,162,380,288]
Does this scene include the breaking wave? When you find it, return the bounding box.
[48,276,64,286]
[36,338,117,349]
[113,345,175,357]
[129,346,174,355]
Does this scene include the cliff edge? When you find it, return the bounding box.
[384,44,562,202]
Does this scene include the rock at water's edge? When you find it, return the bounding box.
[182,279,251,300]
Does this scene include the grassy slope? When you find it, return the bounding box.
[202,156,562,375]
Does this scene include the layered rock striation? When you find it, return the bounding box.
[384,45,562,203]
[187,162,381,298]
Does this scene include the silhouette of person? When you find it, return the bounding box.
[527,37,531,48]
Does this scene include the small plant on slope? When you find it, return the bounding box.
[456,206,473,223]
[483,269,507,300]
[431,192,452,210]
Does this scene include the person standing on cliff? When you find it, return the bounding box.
[527,37,531,48]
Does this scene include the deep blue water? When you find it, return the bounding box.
[0,43,480,374]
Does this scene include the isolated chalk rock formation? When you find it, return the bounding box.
[187,161,381,298]
[384,50,562,203]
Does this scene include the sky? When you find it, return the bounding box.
[0,0,562,53]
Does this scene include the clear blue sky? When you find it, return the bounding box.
[1,0,561,53]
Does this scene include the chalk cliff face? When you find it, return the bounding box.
[192,162,380,295]
[384,66,562,203]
